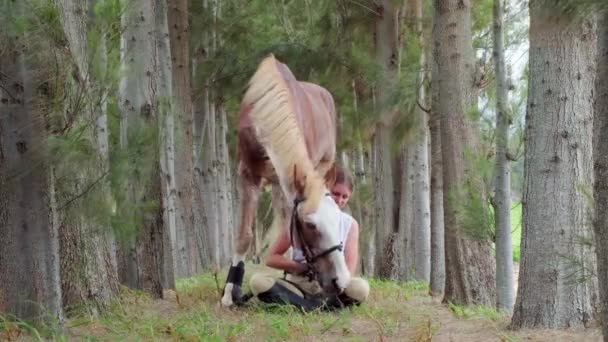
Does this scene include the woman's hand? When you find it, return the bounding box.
[265,229,307,274]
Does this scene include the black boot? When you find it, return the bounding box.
[223,261,246,305]
[321,293,360,311]
[257,282,324,312]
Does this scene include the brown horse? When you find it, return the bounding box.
[221,55,350,307]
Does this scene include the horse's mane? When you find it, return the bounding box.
[243,54,325,214]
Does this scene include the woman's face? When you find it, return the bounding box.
[331,183,352,209]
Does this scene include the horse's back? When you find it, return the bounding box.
[236,57,337,182]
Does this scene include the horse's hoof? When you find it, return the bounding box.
[221,284,234,307]
[221,282,244,307]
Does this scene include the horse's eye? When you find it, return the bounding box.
[305,222,317,230]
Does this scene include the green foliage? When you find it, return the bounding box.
[109,118,162,240]
[472,0,494,35]
[535,0,608,19]
[447,147,495,241]
[190,0,423,150]
[511,202,522,262]
[447,302,506,321]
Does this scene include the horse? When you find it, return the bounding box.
[221,54,350,307]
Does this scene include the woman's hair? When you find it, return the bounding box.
[334,166,354,191]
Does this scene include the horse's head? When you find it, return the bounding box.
[293,170,351,295]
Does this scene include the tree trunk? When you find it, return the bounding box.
[168,0,198,277]
[511,3,597,328]
[55,0,119,313]
[410,0,431,283]
[191,22,211,270]
[0,13,63,322]
[429,21,445,293]
[396,146,414,280]
[594,12,608,341]
[433,0,496,306]
[117,0,175,297]
[155,0,178,290]
[373,0,399,279]
[429,105,445,295]
[216,102,235,264]
[192,0,233,269]
[492,0,514,312]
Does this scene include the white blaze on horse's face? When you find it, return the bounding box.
[304,195,351,293]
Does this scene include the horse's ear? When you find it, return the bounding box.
[323,163,337,188]
[292,165,307,198]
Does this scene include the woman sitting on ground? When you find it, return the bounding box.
[249,166,370,311]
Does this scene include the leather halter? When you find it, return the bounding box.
[290,195,343,280]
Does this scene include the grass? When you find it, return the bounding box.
[447,302,507,322]
[510,201,522,262]
[1,263,601,341]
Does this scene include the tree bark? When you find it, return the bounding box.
[117,0,175,297]
[594,12,608,341]
[373,0,399,279]
[216,102,235,264]
[429,105,445,295]
[411,0,431,283]
[396,146,414,280]
[511,3,597,328]
[0,10,63,322]
[492,0,514,312]
[429,29,445,295]
[192,61,214,269]
[155,0,178,290]
[433,0,496,306]
[55,0,120,313]
[168,0,198,277]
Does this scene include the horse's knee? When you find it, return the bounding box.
[249,274,276,295]
[344,277,370,303]
[236,232,253,254]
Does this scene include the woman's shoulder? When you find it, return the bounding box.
[340,211,359,228]
[341,210,357,220]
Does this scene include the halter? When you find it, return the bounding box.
[289,194,343,281]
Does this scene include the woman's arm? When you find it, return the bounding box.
[344,220,359,275]
[265,228,309,275]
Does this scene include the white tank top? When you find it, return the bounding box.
[292,211,353,263]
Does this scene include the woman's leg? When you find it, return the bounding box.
[344,277,370,303]
[249,273,323,311]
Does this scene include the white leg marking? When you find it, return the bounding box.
[221,283,234,307]
[232,254,246,266]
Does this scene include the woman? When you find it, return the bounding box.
[249,167,369,311]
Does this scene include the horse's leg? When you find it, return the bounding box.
[221,164,260,307]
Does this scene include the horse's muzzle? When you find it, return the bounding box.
[330,278,345,294]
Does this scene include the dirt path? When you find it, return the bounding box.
[58,264,601,342]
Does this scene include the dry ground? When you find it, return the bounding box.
[2,263,602,342]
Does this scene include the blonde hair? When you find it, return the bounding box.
[243,54,325,213]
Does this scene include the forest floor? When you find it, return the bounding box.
[4,263,601,342]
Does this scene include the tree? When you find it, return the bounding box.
[117,0,175,296]
[594,11,608,341]
[433,0,496,305]
[429,35,445,295]
[168,0,199,277]
[193,0,235,269]
[511,1,597,328]
[55,0,119,313]
[373,0,399,279]
[429,101,445,295]
[0,0,63,324]
[410,0,431,282]
[492,0,514,311]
